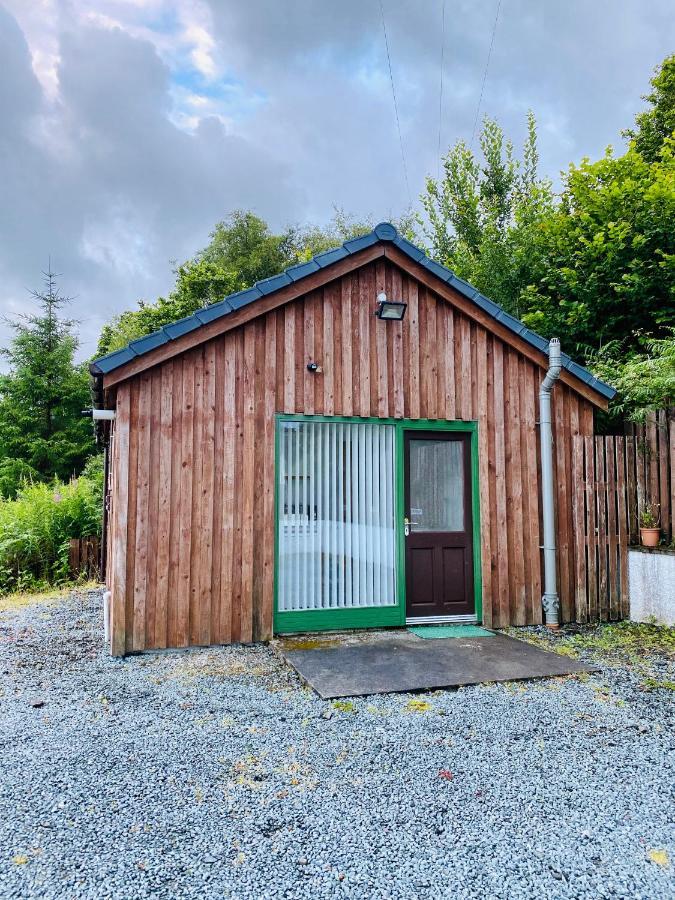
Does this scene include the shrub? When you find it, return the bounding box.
[0,468,103,594]
[0,458,40,499]
[591,330,675,421]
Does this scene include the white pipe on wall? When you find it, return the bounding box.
[103,590,111,647]
[540,338,562,628]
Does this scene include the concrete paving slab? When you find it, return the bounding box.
[278,630,596,698]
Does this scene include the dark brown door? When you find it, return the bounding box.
[404,431,474,618]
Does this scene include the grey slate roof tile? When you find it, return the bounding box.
[447,274,474,298]
[313,246,350,267]
[286,259,321,281]
[91,346,138,375]
[227,286,263,310]
[163,316,202,339]
[256,272,293,295]
[470,292,501,317]
[422,257,453,281]
[374,222,398,240]
[524,331,550,353]
[90,222,616,401]
[195,299,233,324]
[128,330,169,354]
[392,235,425,261]
[496,310,528,335]
[342,232,378,254]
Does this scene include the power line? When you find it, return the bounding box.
[437,0,446,181]
[379,0,412,205]
[470,0,502,148]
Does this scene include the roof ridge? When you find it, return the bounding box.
[90,223,615,401]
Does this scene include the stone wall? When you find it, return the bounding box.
[628,548,675,626]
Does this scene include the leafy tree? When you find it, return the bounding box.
[623,54,675,163]
[0,269,93,492]
[520,140,675,357]
[421,79,675,363]
[419,112,555,316]
[97,209,416,355]
[97,259,236,354]
[200,209,298,285]
[293,208,374,261]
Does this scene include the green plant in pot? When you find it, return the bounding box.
[639,502,661,548]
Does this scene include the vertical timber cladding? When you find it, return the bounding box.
[108,256,596,653]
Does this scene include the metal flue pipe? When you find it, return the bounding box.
[540,338,562,628]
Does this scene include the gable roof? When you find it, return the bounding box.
[90,222,615,402]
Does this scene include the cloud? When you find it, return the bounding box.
[0,3,298,358]
[0,0,673,361]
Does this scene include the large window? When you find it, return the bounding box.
[277,420,397,612]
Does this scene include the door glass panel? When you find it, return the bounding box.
[277,420,397,612]
[409,439,464,532]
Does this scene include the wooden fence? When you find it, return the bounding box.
[571,410,674,623]
[68,537,100,581]
[625,409,675,542]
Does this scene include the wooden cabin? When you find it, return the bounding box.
[91,223,614,656]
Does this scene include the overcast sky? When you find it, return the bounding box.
[1,0,673,361]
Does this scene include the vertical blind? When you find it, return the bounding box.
[277,420,397,612]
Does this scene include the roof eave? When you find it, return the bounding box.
[91,222,615,408]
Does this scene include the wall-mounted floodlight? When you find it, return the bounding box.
[374,290,407,321]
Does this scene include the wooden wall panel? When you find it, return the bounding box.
[106,258,598,653]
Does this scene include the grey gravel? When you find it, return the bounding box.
[0,589,673,900]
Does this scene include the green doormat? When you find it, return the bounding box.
[408,625,495,639]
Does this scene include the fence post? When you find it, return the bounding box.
[68,537,100,580]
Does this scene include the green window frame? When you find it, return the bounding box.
[273,414,482,634]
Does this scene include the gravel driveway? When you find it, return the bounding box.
[1,589,673,900]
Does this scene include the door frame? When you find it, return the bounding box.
[403,428,475,621]
[273,414,482,634]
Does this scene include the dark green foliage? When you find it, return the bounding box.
[520,143,675,357]
[0,459,39,500]
[624,54,675,163]
[0,270,93,496]
[199,210,298,287]
[590,330,675,421]
[420,57,675,365]
[0,470,102,593]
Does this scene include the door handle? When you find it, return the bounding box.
[404,516,410,537]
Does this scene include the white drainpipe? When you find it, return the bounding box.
[540,338,562,628]
[103,589,111,647]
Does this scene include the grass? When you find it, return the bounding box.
[566,621,675,663]
[0,581,99,614]
[510,621,675,691]
[509,631,581,658]
[642,677,675,692]
[511,620,675,664]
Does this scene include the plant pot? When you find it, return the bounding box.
[640,527,661,548]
